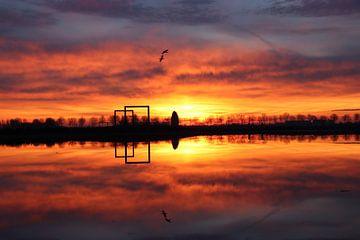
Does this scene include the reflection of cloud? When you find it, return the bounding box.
[0,140,360,238]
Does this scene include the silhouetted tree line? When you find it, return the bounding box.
[0,114,171,129]
[202,113,360,126]
[1,113,360,129]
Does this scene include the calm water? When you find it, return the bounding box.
[0,135,359,240]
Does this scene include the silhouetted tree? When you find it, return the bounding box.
[354,113,360,123]
[78,117,86,127]
[151,117,160,125]
[112,115,121,126]
[162,117,170,125]
[319,115,328,121]
[68,118,77,127]
[307,114,318,122]
[10,118,22,128]
[132,114,139,125]
[141,116,148,124]
[248,116,256,125]
[342,114,351,123]
[99,115,105,126]
[282,113,290,122]
[89,117,98,127]
[205,116,214,125]
[171,111,179,127]
[32,119,41,128]
[56,117,65,127]
[296,114,306,121]
[45,118,57,128]
[330,114,338,122]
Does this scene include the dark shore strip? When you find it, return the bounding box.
[1,123,360,145]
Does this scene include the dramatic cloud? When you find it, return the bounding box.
[267,0,360,17]
[1,36,360,119]
[1,1,360,118]
[0,6,55,29]
[175,51,360,86]
[40,0,225,25]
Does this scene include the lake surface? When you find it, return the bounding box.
[0,135,359,240]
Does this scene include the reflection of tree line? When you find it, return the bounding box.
[1,112,360,128]
[1,135,359,148]
[204,134,360,144]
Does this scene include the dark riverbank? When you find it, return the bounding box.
[1,123,360,145]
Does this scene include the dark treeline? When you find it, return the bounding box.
[204,113,360,125]
[0,114,171,129]
[1,113,360,129]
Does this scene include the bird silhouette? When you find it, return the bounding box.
[159,49,169,62]
[161,210,172,223]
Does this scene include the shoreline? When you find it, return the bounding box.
[1,124,360,145]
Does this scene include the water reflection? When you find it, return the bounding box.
[114,142,151,164]
[171,138,180,150]
[0,135,359,239]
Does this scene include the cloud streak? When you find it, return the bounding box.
[39,0,226,25]
[267,0,360,17]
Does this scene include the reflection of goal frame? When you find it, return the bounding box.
[114,142,134,158]
[114,142,151,164]
[124,105,150,125]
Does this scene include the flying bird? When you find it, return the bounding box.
[159,49,168,62]
[161,210,172,223]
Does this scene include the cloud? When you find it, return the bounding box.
[112,67,166,81]
[266,0,360,17]
[0,37,168,99]
[0,6,55,29]
[332,108,360,112]
[174,51,360,87]
[1,36,360,118]
[40,0,225,25]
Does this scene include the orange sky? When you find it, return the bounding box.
[1,37,360,121]
[1,0,360,120]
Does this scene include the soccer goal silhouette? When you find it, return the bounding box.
[114,105,150,126]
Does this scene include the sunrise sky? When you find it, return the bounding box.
[1,0,360,120]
